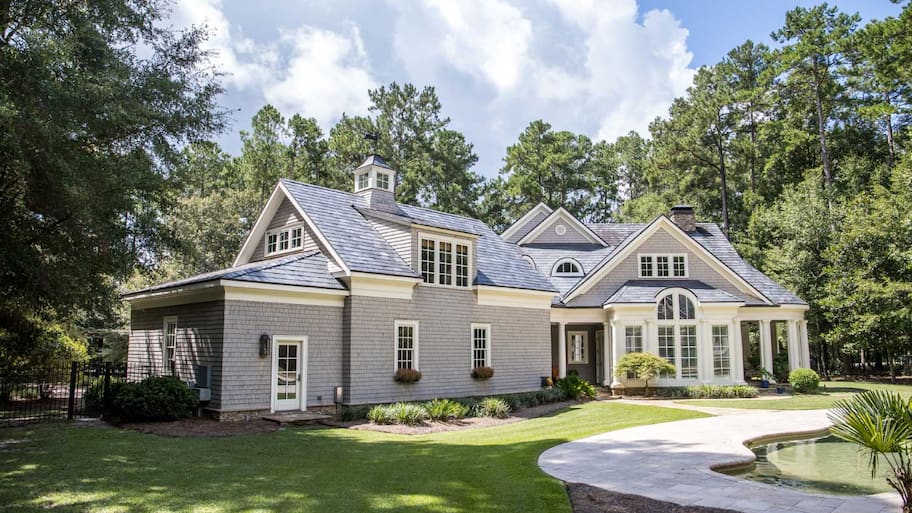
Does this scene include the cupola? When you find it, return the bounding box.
[354,154,398,213]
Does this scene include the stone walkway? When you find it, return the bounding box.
[539,409,900,513]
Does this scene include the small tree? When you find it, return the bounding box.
[614,352,675,397]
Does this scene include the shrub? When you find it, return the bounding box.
[789,368,820,393]
[684,384,759,399]
[393,368,422,384]
[367,404,395,424]
[84,375,125,413]
[423,398,468,421]
[474,397,511,418]
[614,352,675,396]
[340,405,371,421]
[111,376,198,422]
[471,366,494,380]
[536,387,567,404]
[554,374,597,400]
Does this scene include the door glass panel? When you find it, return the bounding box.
[277,343,299,403]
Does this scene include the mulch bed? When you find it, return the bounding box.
[567,483,740,513]
[121,417,280,437]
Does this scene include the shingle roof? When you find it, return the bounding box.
[605,280,746,305]
[124,252,345,296]
[281,179,556,293]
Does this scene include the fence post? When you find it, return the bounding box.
[102,362,112,417]
[67,362,77,420]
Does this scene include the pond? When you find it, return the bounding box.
[718,434,892,496]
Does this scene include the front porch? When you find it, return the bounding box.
[550,300,811,390]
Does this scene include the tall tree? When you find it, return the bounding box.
[238,105,288,207]
[772,4,859,190]
[328,83,483,216]
[0,1,225,347]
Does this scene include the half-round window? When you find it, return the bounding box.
[552,258,583,277]
[522,255,537,270]
[656,293,697,320]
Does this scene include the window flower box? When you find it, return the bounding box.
[471,367,494,380]
[394,368,422,384]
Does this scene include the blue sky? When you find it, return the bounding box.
[167,1,902,177]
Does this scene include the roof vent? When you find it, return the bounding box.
[669,205,696,232]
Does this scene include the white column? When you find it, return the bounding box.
[557,322,567,378]
[611,322,623,387]
[732,319,746,385]
[698,320,712,383]
[643,319,653,354]
[801,320,811,368]
[787,320,801,371]
[603,322,612,386]
[759,320,773,377]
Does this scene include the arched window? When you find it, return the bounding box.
[656,293,699,380]
[551,258,583,277]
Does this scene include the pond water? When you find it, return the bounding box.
[718,434,892,496]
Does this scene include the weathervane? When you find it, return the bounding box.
[363,132,379,155]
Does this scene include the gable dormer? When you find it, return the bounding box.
[501,203,552,243]
[516,207,606,246]
[354,155,399,214]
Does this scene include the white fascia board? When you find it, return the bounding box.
[233,184,285,266]
[222,280,348,307]
[565,216,770,304]
[736,304,809,321]
[516,207,606,246]
[475,285,555,310]
[549,307,606,324]
[413,223,480,240]
[348,272,420,300]
[500,203,553,241]
[124,281,224,309]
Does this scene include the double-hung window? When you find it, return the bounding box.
[624,326,643,378]
[471,324,491,368]
[568,331,588,364]
[639,254,688,278]
[712,325,730,377]
[265,225,305,256]
[419,234,470,288]
[395,321,418,370]
[163,317,177,376]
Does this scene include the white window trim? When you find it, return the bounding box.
[162,316,177,376]
[624,325,644,353]
[712,324,731,377]
[376,172,391,191]
[568,330,589,364]
[470,323,492,369]
[551,257,584,277]
[637,253,689,278]
[269,335,308,413]
[265,223,305,257]
[394,320,420,371]
[418,232,472,289]
[655,291,700,380]
[356,172,370,191]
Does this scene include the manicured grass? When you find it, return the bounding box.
[676,381,912,410]
[0,402,704,513]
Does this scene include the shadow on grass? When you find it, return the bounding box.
[0,403,704,513]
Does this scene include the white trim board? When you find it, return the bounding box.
[500,202,553,241]
[563,216,770,304]
[516,207,606,246]
[270,335,308,413]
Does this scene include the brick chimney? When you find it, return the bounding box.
[669,205,696,232]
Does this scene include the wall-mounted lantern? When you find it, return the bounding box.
[259,334,270,358]
[334,386,344,404]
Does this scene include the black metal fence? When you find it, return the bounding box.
[0,361,156,426]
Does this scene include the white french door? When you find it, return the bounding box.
[273,339,305,411]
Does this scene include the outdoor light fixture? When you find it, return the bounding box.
[258,334,270,358]
[334,386,344,404]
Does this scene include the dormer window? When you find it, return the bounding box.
[552,258,583,277]
[376,172,390,190]
[266,225,304,256]
[357,173,369,190]
[639,254,687,278]
[420,233,471,288]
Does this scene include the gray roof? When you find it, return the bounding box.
[281,179,556,292]
[605,280,746,305]
[125,252,345,296]
[357,154,392,169]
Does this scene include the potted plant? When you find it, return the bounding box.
[394,368,422,384]
[758,367,773,388]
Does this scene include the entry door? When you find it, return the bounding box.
[274,340,303,411]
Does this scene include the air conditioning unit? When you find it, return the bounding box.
[191,365,211,402]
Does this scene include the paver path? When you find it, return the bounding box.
[539,409,901,513]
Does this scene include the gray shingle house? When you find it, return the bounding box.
[124,156,809,418]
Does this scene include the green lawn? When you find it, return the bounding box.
[0,402,703,513]
[676,381,912,410]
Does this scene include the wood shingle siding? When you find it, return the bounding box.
[128,301,226,409]
[367,217,412,266]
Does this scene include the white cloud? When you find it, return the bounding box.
[166,0,376,127]
[263,25,376,127]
